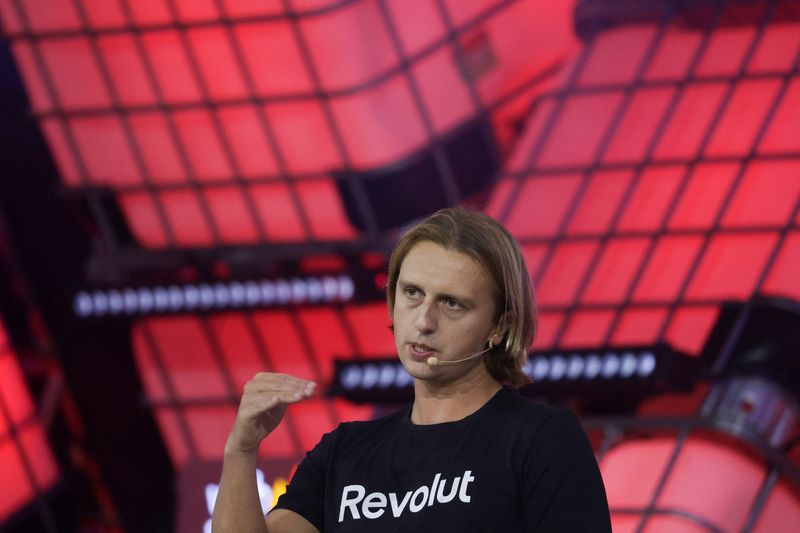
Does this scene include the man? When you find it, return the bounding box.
[213,208,611,532]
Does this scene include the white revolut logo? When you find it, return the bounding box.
[338,470,475,522]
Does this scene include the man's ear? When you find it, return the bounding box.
[491,314,511,346]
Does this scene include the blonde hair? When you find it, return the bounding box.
[387,207,536,386]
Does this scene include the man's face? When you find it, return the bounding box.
[393,240,498,381]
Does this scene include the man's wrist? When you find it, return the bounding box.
[224,438,260,459]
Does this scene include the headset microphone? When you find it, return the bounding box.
[426,341,494,367]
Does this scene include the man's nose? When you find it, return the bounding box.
[414,300,437,333]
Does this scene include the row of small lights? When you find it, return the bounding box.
[526,351,656,381]
[73,275,355,317]
[340,362,413,391]
[337,350,658,391]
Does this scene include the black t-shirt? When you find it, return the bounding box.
[273,387,611,532]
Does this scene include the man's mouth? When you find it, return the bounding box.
[409,343,437,357]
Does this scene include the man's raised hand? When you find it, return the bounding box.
[225,373,316,456]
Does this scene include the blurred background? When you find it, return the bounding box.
[0,0,799,531]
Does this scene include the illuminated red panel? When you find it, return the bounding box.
[153,408,191,468]
[602,437,800,532]
[141,30,203,104]
[686,233,778,300]
[582,238,650,305]
[264,101,341,175]
[603,87,675,163]
[538,92,625,168]
[159,190,216,247]
[504,98,558,175]
[505,174,582,238]
[290,399,338,452]
[653,83,727,160]
[140,317,231,399]
[296,308,354,383]
[0,443,33,522]
[578,26,656,86]
[762,232,800,301]
[385,0,446,56]
[413,50,476,134]
[301,1,396,91]
[126,0,172,25]
[132,325,170,402]
[186,27,248,101]
[18,425,59,489]
[722,160,800,228]
[536,241,599,307]
[233,21,312,96]
[216,105,280,180]
[69,116,141,186]
[258,414,300,461]
[119,193,170,248]
[175,0,221,23]
[485,177,515,219]
[632,235,704,303]
[531,311,564,351]
[185,406,238,461]
[705,79,782,156]
[644,27,704,81]
[207,313,267,391]
[616,166,685,232]
[80,0,126,29]
[250,184,307,242]
[128,112,187,184]
[565,170,633,236]
[560,310,615,348]
[173,109,234,182]
[8,42,53,112]
[343,303,395,358]
[39,119,79,184]
[96,34,157,107]
[296,181,357,240]
[0,323,60,521]
[204,187,261,244]
[251,312,316,379]
[0,355,35,424]
[753,481,800,532]
[669,163,740,230]
[222,0,284,19]
[39,37,110,110]
[610,307,668,346]
[665,306,719,355]
[15,0,80,30]
[519,244,549,281]
[696,26,755,76]
[759,78,800,154]
[748,23,800,73]
[2,0,576,250]
[331,82,427,169]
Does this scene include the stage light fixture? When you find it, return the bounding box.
[329,344,698,409]
[72,275,357,318]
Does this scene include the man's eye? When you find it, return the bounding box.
[404,287,420,297]
[444,298,463,310]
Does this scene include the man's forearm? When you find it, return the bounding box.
[211,449,268,533]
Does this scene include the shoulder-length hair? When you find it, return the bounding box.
[386,207,536,386]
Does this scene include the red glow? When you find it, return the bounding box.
[0,322,59,521]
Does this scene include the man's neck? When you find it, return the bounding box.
[410,370,502,425]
